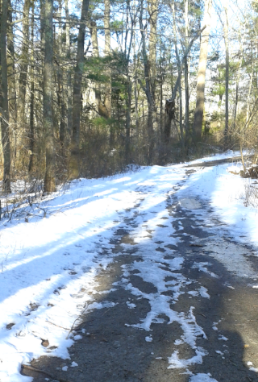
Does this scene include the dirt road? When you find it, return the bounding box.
[22,166,258,382]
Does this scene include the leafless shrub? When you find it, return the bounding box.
[244,181,258,208]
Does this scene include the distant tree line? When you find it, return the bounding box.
[0,0,257,194]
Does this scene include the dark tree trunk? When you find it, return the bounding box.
[65,0,72,144]
[7,0,17,168]
[69,0,90,179]
[43,0,56,193]
[29,4,36,174]
[125,81,132,164]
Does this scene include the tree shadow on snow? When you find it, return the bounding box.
[20,185,258,382]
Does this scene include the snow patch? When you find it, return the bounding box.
[178,198,202,210]
[190,373,218,382]
[203,239,256,278]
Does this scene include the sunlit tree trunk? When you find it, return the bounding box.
[43,0,56,193]
[223,0,229,149]
[184,0,189,134]
[133,0,139,137]
[89,20,103,116]
[148,0,158,110]
[193,0,212,141]
[233,34,243,131]
[0,0,11,192]
[17,0,31,159]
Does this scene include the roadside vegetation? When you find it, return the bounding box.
[0,0,258,197]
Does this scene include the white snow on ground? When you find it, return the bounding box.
[180,153,258,248]
[0,150,258,381]
[199,286,210,299]
[0,165,185,381]
[202,239,257,278]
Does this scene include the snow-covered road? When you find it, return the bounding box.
[1,152,258,382]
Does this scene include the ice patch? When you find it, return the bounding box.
[168,347,208,369]
[73,335,82,340]
[212,321,221,331]
[190,373,218,382]
[126,301,136,309]
[199,286,210,299]
[250,367,258,372]
[218,335,228,341]
[178,198,202,210]
[188,291,199,297]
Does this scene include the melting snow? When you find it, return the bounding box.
[0,151,257,381]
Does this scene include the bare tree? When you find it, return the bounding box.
[193,0,212,141]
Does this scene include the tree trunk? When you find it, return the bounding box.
[7,0,17,170]
[184,0,189,134]
[104,0,114,146]
[133,10,139,137]
[139,0,156,164]
[148,0,158,107]
[29,3,36,174]
[233,41,242,131]
[0,0,11,193]
[223,0,229,149]
[125,81,132,164]
[159,73,163,133]
[43,0,56,193]
[17,0,31,159]
[104,0,112,118]
[193,0,212,141]
[178,72,184,150]
[89,20,103,116]
[65,0,72,144]
[69,0,90,179]
[57,0,66,154]
[28,62,36,174]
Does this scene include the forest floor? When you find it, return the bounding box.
[1,152,258,382]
